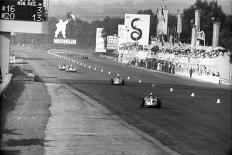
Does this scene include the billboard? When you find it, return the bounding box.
[53,12,77,45]
[107,35,118,50]
[95,28,106,52]
[118,25,127,45]
[124,14,150,46]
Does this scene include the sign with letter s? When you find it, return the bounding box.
[124,14,150,46]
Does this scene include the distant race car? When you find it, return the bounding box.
[140,93,161,108]
[81,56,88,59]
[59,64,67,70]
[65,65,76,72]
[111,77,125,86]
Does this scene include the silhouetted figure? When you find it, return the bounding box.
[189,67,193,78]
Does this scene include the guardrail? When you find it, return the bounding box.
[219,78,232,85]
[0,73,13,96]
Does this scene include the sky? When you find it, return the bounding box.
[48,0,232,19]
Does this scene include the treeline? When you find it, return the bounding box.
[13,0,232,51]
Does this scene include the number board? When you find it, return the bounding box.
[0,0,45,22]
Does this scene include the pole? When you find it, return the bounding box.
[212,22,220,48]
[0,32,11,80]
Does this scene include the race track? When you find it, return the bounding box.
[15,47,231,155]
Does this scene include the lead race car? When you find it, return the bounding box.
[65,65,76,72]
[81,55,88,59]
[140,93,161,108]
[111,75,125,86]
[58,64,67,70]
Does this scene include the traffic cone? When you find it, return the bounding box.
[216,99,221,104]
[191,93,195,97]
[108,72,111,75]
[170,88,173,92]
[127,76,130,80]
[139,80,142,83]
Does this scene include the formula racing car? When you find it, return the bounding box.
[140,93,161,108]
[81,56,88,59]
[111,77,125,86]
[58,64,67,70]
[65,65,76,72]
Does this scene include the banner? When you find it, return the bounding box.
[212,22,220,48]
[124,14,150,46]
[177,12,182,33]
[95,28,106,52]
[195,10,200,31]
[107,35,118,50]
[157,8,168,35]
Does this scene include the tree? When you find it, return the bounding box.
[220,15,232,51]
[181,0,226,45]
[102,16,124,37]
[101,16,124,48]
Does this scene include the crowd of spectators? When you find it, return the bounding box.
[119,43,231,79]
[156,46,229,59]
[128,57,175,74]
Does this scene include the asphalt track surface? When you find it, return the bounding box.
[16,47,231,155]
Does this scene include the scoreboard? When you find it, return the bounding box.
[0,0,46,22]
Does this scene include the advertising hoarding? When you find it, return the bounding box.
[95,28,106,52]
[118,25,127,45]
[107,35,118,50]
[124,14,150,46]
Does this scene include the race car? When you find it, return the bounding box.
[65,65,76,72]
[111,77,125,86]
[140,93,161,108]
[58,64,67,70]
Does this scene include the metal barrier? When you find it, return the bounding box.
[0,73,12,96]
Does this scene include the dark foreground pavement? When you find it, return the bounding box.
[0,66,50,155]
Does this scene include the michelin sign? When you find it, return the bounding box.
[124,14,150,46]
[53,12,77,45]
